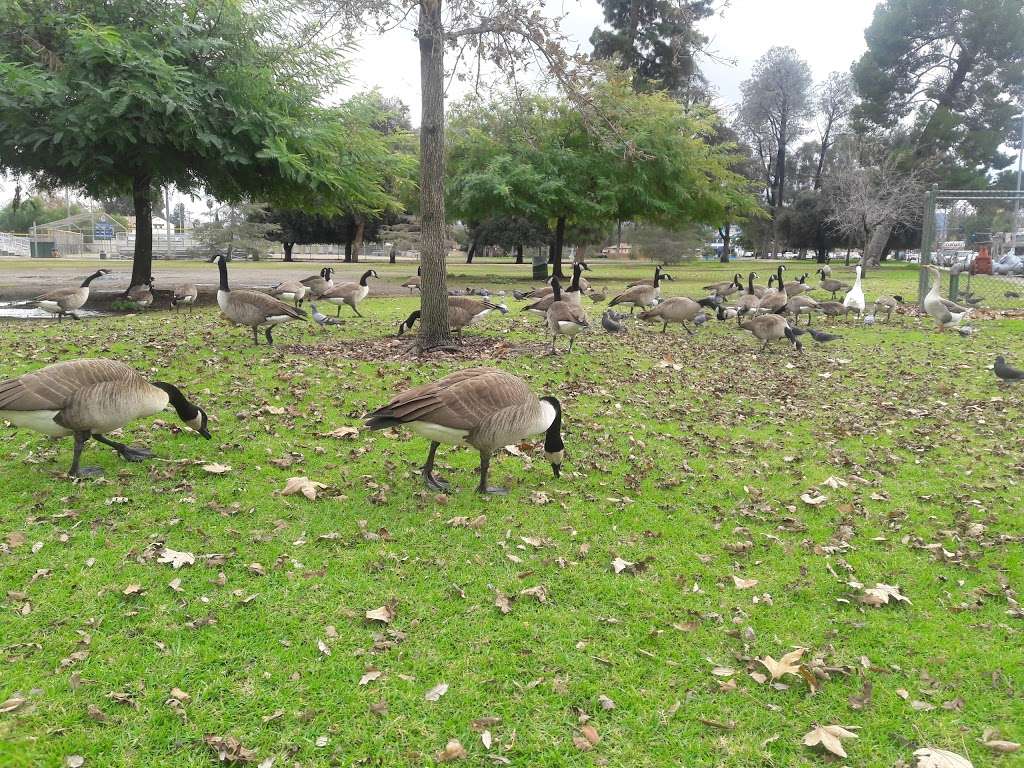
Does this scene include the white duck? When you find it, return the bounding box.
[842,265,865,320]
[923,265,971,331]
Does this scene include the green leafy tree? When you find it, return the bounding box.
[0,0,400,286]
[590,0,715,101]
[0,194,82,232]
[776,190,847,262]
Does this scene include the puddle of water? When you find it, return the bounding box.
[0,302,109,320]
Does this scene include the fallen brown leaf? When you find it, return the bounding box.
[803,724,858,758]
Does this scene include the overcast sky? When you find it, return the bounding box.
[343,0,881,119]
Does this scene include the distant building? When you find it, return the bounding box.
[601,242,634,259]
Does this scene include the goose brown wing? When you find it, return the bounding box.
[322,282,360,300]
[367,368,531,430]
[609,285,651,306]
[35,286,79,301]
[234,290,306,319]
[549,300,588,325]
[0,359,139,411]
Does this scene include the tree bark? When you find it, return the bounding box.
[466,240,476,264]
[352,218,364,263]
[417,0,451,345]
[283,242,294,262]
[551,216,567,278]
[864,221,891,269]
[515,243,524,264]
[130,173,153,287]
[718,223,731,263]
[344,239,353,262]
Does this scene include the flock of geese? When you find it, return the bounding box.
[0,257,1015,491]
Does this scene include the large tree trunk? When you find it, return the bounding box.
[344,239,353,262]
[130,173,153,287]
[576,244,587,263]
[351,219,364,263]
[465,240,476,264]
[283,242,295,262]
[718,223,731,263]
[551,216,567,278]
[864,221,891,269]
[515,244,524,264]
[417,0,451,346]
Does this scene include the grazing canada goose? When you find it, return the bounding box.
[365,367,564,494]
[126,277,155,309]
[816,300,846,319]
[310,303,343,328]
[923,265,971,331]
[588,289,607,303]
[398,298,508,342]
[818,264,832,277]
[35,269,110,320]
[601,310,625,333]
[300,267,335,299]
[817,269,850,299]
[740,314,802,353]
[523,263,588,315]
[0,358,211,477]
[627,266,673,290]
[401,266,422,293]
[704,273,743,298]
[268,279,309,308]
[321,269,378,317]
[994,356,1024,383]
[213,254,306,345]
[609,268,664,314]
[873,294,903,322]
[639,296,717,334]
[716,304,739,321]
[171,283,198,313]
[546,277,589,353]
[842,266,866,320]
[735,272,761,317]
[784,274,813,297]
[785,294,819,324]
[807,328,842,343]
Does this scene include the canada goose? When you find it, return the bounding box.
[269,280,309,308]
[842,266,865,320]
[994,356,1024,383]
[784,274,813,297]
[755,266,788,314]
[703,273,743,298]
[740,315,802,353]
[716,304,739,321]
[171,283,198,313]
[546,277,589,353]
[923,266,971,331]
[601,310,625,333]
[321,269,378,317]
[402,266,422,293]
[818,264,832,277]
[398,298,508,342]
[873,295,903,322]
[213,254,306,345]
[35,269,110,320]
[310,303,343,328]
[816,300,846,319]
[626,266,673,291]
[126,277,155,309]
[0,358,211,477]
[588,289,607,303]
[300,267,335,299]
[735,272,761,317]
[525,263,588,314]
[365,367,564,494]
[609,268,664,314]
[785,295,819,324]
[817,270,850,299]
[639,296,717,334]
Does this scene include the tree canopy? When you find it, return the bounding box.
[0,0,403,283]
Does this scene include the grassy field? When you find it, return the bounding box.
[1,262,1022,767]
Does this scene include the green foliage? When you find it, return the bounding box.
[589,0,715,100]
[775,191,847,257]
[194,203,278,260]
[0,0,402,216]
[851,0,1024,183]
[0,195,82,232]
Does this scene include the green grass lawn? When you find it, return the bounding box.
[1,262,1022,767]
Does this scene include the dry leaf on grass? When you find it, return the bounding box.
[573,724,600,750]
[913,748,974,768]
[800,492,828,507]
[803,724,858,758]
[281,477,327,501]
[424,682,449,702]
[436,739,467,762]
[359,668,382,686]
[0,696,28,713]
[758,648,805,681]
[859,582,911,606]
[519,585,548,603]
[157,547,195,569]
[65,757,85,768]
[981,730,1020,754]
[732,575,758,590]
[322,426,359,439]
[202,463,231,475]
[204,734,257,764]
[366,602,397,624]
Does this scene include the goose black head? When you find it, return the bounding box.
[153,382,212,439]
[816,268,825,278]
[550,276,562,302]
[578,261,591,271]
[893,295,904,303]
[539,395,564,478]
[397,310,420,336]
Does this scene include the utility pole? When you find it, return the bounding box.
[1013,109,1023,254]
[164,185,172,260]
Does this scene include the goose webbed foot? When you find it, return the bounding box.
[120,446,154,462]
[423,472,451,492]
[477,485,508,495]
[70,466,104,478]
